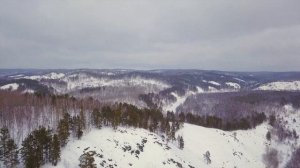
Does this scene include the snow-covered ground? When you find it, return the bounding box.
[257,81,300,91]
[178,124,268,168]
[44,123,269,168]
[0,83,19,91]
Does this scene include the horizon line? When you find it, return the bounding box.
[1,68,300,73]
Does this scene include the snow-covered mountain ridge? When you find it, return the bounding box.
[1,69,300,113]
[2,70,300,93]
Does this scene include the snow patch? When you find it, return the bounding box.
[0,83,19,91]
[226,82,241,89]
[233,78,246,83]
[9,74,24,78]
[22,89,35,94]
[256,81,300,91]
[208,86,218,92]
[208,81,221,86]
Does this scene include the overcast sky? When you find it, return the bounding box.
[1,0,300,71]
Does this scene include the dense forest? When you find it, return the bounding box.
[177,91,300,118]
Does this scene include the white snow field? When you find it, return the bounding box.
[44,123,268,168]
[257,81,300,91]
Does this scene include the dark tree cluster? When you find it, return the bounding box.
[91,103,182,142]
[181,111,266,131]
[57,113,71,147]
[20,109,87,168]
[21,127,60,168]
[176,91,300,122]
[79,151,97,168]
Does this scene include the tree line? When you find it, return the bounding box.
[178,111,267,131]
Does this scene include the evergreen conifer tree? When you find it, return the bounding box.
[57,114,70,147]
[0,127,19,168]
[170,122,176,141]
[79,107,86,130]
[21,127,52,168]
[92,108,102,129]
[50,134,60,166]
[21,134,38,168]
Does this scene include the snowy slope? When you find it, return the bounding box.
[178,124,267,168]
[44,123,269,168]
[256,81,300,91]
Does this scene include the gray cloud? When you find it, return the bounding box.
[1,0,300,71]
